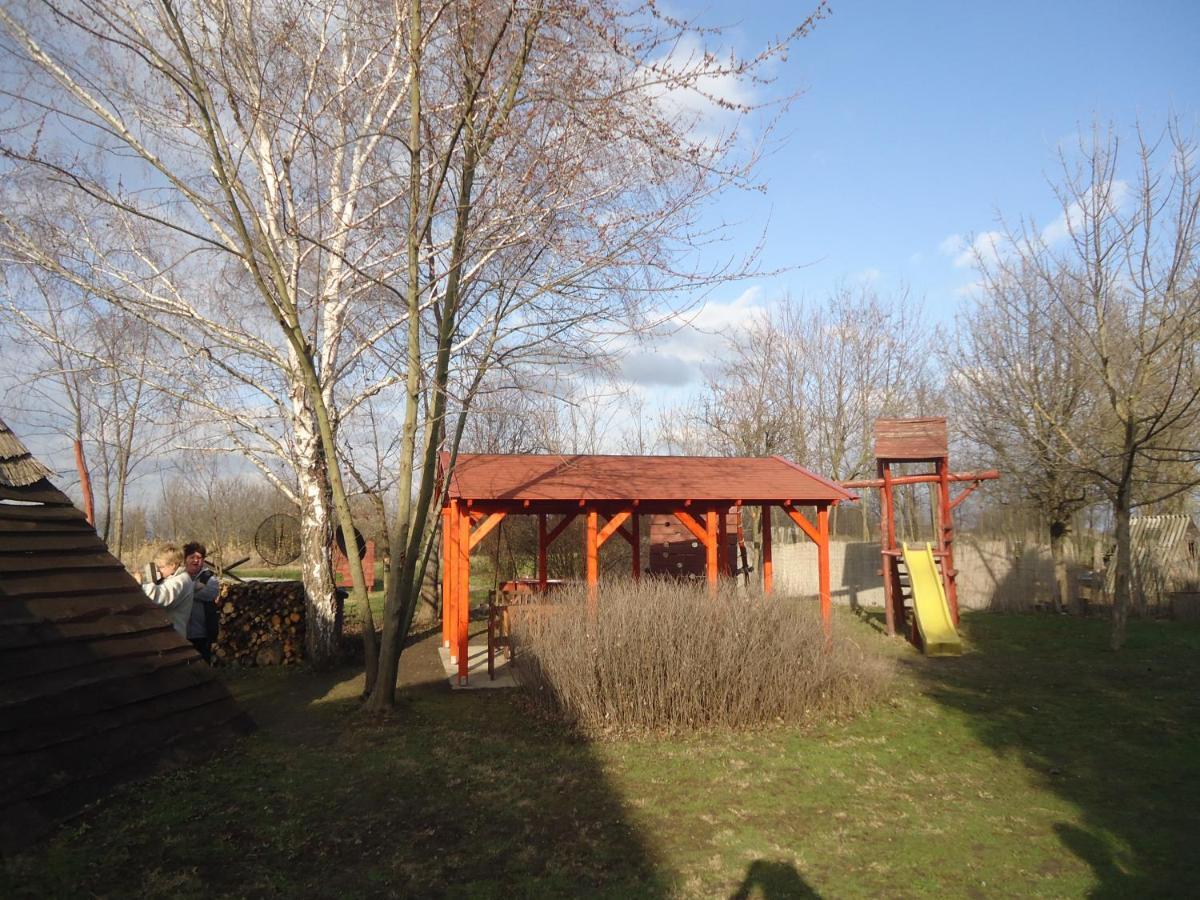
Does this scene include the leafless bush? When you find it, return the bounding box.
[509,579,892,736]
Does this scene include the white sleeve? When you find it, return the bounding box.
[142,572,194,610]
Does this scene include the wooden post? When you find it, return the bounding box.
[937,456,960,624]
[761,504,773,596]
[717,507,728,576]
[537,513,548,589]
[705,508,718,593]
[442,506,452,649]
[73,439,95,527]
[818,503,831,638]
[586,508,599,608]
[457,501,471,684]
[880,460,898,637]
[631,513,640,580]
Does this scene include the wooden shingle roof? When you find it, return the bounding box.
[0,418,251,850]
[875,417,948,461]
[444,453,855,504]
[0,418,54,487]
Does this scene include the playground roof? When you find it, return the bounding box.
[442,453,855,505]
[875,417,948,461]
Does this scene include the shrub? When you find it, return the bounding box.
[508,579,892,735]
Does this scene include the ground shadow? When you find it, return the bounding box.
[839,541,882,614]
[902,615,1200,897]
[4,624,674,899]
[730,860,821,899]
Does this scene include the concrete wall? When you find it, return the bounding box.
[769,538,1079,611]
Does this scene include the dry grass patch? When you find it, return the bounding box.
[509,580,892,735]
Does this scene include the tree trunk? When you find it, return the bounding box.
[1049,520,1068,614]
[1110,485,1133,651]
[111,445,128,559]
[297,449,341,667]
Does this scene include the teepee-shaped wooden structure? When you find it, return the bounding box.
[0,419,251,849]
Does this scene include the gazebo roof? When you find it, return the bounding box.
[443,453,855,505]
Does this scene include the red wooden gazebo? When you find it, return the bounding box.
[440,453,855,683]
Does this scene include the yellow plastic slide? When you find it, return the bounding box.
[901,542,963,656]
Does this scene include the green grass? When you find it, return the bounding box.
[4,611,1198,898]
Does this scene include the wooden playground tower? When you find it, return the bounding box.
[843,418,998,640]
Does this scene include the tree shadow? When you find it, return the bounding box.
[7,627,676,898]
[901,615,1200,896]
[730,859,821,899]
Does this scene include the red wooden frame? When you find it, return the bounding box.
[439,454,853,683]
[842,419,999,641]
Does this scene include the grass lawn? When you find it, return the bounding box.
[4,610,1198,898]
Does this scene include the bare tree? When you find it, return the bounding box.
[950,261,1097,611]
[975,123,1200,648]
[0,0,829,698]
[363,0,830,708]
[1,267,177,556]
[663,287,938,478]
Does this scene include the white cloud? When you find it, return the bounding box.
[641,36,755,143]
[952,230,1005,269]
[939,234,967,257]
[954,280,986,299]
[852,267,882,285]
[615,285,770,386]
[1040,179,1129,245]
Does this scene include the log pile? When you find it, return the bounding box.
[213,581,305,666]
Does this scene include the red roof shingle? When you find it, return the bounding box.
[443,453,854,504]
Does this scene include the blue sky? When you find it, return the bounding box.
[682,0,1200,323]
[616,0,1200,394]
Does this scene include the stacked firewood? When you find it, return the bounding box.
[212,581,305,666]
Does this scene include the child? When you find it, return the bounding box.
[140,543,195,638]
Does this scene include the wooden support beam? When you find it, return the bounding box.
[949,479,989,510]
[546,512,578,545]
[673,509,711,546]
[442,506,452,649]
[782,504,820,544]
[457,502,471,684]
[631,513,641,580]
[818,503,831,638]
[880,461,899,637]
[468,511,506,551]
[842,469,999,490]
[597,509,631,547]
[762,504,773,596]
[717,507,729,576]
[586,509,599,607]
[937,457,961,624]
[706,508,718,591]
[537,513,548,588]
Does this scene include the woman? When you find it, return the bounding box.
[184,542,221,663]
